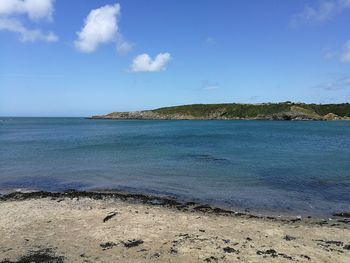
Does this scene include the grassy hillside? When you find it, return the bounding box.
[93,102,350,120]
[152,102,350,119]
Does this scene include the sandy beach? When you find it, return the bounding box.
[0,191,349,263]
[3,1,350,263]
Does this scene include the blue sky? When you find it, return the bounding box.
[1,0,350,117]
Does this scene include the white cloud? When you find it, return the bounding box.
[75,3,119,53]
[291,0,350,26]
[131,53,171,72]
[0,0,54,21]
[341,40,350,63]
[75,2,132,54]
[0,0,57,42]
[0,17,57,42]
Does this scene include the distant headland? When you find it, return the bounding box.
[91,102,350,121]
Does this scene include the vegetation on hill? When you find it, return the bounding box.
[92,102,350,120]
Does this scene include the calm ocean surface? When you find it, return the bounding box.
[0,117,349,217]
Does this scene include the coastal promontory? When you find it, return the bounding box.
[91,102,350,121]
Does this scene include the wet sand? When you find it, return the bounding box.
[0,191,349,262]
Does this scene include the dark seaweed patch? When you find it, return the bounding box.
[0,189,315,223]
[0,248,64,263]
[333,212,350,218]
[223,246,239,254]
[122,239,144,248]
[314,239,343,246]
[283,235,297,241]
[205,256,218,262]
[100,242,117,250]
[256,249,293,260]
[300,255,311,260]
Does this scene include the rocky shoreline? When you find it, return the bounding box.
[1,190,349,262]
[1,189,350,225]
[90,110,350,121]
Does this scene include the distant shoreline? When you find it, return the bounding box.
[1,189,349,222]
[88,117,349,121]
[91,102,350,121]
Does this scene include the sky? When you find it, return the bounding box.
[0,0,350,117]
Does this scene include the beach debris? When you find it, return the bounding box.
[256,249,293,260]
[246,237,252,241]
[152,252,160,258]
[193,204,212,212]
[283,235,297,241]
[122,239,144,248]
[170,247,178,254]
[205,256,218,262]
[290,217,301,223]
[247,214,261,219]
[103,212,117,222]
[343,244,350,250]
[315,220,328,226]
[337,218,350,224]
[325,240,343,246]
[100,242,117,250]
[223,246,239,254]
[332,212,350,218]
[234,212,245,216]
[300,254,311,260]
[314,239,343,247]
[313,239,347,253]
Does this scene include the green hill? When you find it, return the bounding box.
[92,102,350,120]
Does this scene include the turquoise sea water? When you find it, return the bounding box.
[0,117,349,217]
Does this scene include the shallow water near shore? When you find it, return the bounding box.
[0,117,349,217]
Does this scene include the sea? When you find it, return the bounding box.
[0,117,349,217]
